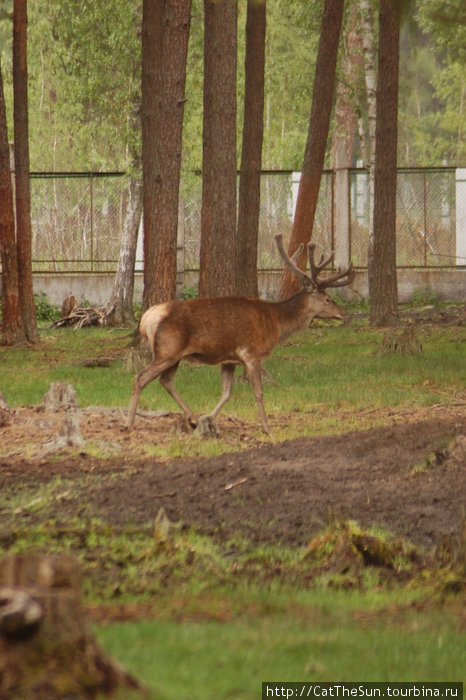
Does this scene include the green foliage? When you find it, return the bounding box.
[0,0,463,171]
[410,287,440,307]
[33,292,60,322]
[182,284,199,300]
[417,0,466,63]
[331,291,370,314]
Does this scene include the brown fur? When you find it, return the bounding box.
[128,290,345,434]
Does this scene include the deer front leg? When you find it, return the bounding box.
[208,363,236,420]
[237,349,270,434]
[196,363,236,437]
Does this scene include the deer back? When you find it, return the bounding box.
[140,296,286,365]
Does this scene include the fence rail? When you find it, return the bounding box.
[3,167,464,275]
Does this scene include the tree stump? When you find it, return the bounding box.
[123,345,152,373]
[379,326,423,355]
[39,383,86,456]
[0,553,148,699]
[0,392,12,427]
[42,382,79,412]
[61,295,76,319]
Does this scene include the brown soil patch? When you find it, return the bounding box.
[1,404,465,550]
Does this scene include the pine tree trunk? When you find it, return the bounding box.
[235,0,266,298]
[0,62,25,346]
[13,0,39,344]
[279,0,344,300]
[331,1,361,169]
[369,0,400,326]
[199,0,237,298]
[142,0,191,310]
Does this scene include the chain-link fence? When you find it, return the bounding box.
[4,167,463,274]
[30,172,129,272]
[350,168,461,268]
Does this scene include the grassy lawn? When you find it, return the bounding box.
[0,317,464,453]
[0,304,465,697]
[94,592,464,699]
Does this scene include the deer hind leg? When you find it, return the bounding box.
[127,358,180,430]
[159,363,196,427]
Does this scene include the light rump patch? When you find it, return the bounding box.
[139,303,171,353]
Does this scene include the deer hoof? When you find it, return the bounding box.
[194,415,219,439]
[178,415,197,434]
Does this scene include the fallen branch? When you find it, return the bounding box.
[51,306,107,329]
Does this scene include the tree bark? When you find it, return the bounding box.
[369,0,401,326]
[331,1,361,169]
[358,0,377,260]
[199,0,237,298]
[279,0,345,300]
[235,0,266,298]
[0,554,147,698]
[0,60,26,346]
[103,174,142,326]
[142,0,191,310]
[13,0,39,343]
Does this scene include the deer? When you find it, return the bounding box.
[127,233,353,435]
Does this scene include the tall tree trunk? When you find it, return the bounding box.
[199,0,237,298]
[142,0,191,311]
[331,1,361,169]
[13,0,39,343]
[235,0,266,298]
[358,0,377,262]
[103,174,143,326]
[279,0,344,300]
[369,0,401,326]
[0,62,25,346]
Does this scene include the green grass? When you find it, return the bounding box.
[94,593,465,699]
[0,321,464,459]
[0,323,464,445]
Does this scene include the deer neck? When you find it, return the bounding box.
[274,290,318,343]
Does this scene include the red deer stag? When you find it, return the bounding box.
[127,234,353,434]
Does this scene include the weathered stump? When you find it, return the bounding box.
[61,295,76,319]
[0,553,148,699]
[379,326,423,355]
[39,383,86,456]
[0,392,12,427]
[123,344,152,373]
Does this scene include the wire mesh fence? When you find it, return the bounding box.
[350,168,460,267]
[30,172,128,272]
[2,167,463,275]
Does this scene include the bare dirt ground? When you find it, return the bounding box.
[1,306,465,552]
[1,403,465,550]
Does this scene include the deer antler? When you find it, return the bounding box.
[275,235,309,286]
[308,243,354,289]
[275,235,354,291]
